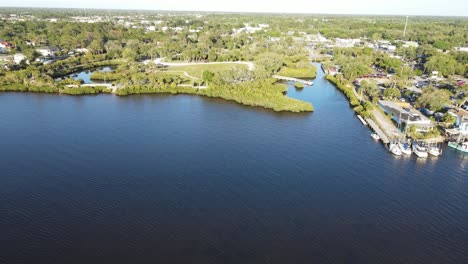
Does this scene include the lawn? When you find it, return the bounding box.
[166,63,248,79]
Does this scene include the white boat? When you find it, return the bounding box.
[371,133,380,140]
[448,141,468,153]
[412,143,428,158]
[389,143,402,156]
[428,145,442,156]
[398,142,412,155]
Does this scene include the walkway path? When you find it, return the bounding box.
[160,61,255,71]
[272,75,313,85]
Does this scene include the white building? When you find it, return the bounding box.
[334,38,361,48]
[378,101,433,132]
[13,53,27,64]
[402,41,419,48]
[36,47,58,57]
[74,48,89,53]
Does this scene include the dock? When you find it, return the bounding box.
[273,75,313,86]
[357,115,367,126]
[366,118,390,144]
[65,83,113,88]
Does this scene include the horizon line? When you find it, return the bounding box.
[1,6,467,18]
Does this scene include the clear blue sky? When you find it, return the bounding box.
[1,0,467,16]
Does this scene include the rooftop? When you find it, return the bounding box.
[378,101,431,125]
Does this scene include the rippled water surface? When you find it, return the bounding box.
[1,65,467,263]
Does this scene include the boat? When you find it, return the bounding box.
[389,143,402,156]
[412,142,428,158]
[371,133,380,140]
[448,141,468,153]
[306,81,314,86]
[398,141,412,155]
[428,144,442,156]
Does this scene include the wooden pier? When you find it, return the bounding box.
[273,75,313,86]
[366,118,390,144]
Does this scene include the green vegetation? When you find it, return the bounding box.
[416,87,451,112]
[90,71,126,81]
[279,67,316,79]
[278,58,317,79]
[294,82,305,89]
[61,86,112,95]
[383,87,401,100]
[407,125,441,140]
[0,83,58,93]
[115,80,313,112]
[360,80,380,103]
[166,63,249,79]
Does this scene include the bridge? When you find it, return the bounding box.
[272,75,313,86]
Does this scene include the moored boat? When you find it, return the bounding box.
[371,133,380,140]
[448,141,468,153]
[412,142,428,158]
[428,144,442,156]
[389,143,402,156]
[398,142,412,155]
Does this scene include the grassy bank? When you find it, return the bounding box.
[114,80,313,112]
[278,66,317,79]
[0,83,58,93]
[325,74,373,117]
[166,63,249,79]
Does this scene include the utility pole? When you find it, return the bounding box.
[403,16,409,38]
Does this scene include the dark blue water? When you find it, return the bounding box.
[1,65,468,263]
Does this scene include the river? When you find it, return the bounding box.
[1,64,467,263]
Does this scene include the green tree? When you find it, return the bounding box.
[360,80,380,103]
[383,88,401,100]
[444,114,456,124]
[122,48,138,62]
[425,54,457,77]
[202,70,215,83]
[416,87,451,112]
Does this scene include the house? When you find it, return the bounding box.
[334,38,361,48]
[74,48,89,53]
[0,41,15,49]
[448,109,468,135]
[378,101,434,132]
[402,41,419,48]
[13,53,27,65]
[36,47,59,57]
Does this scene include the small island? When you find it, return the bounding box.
[294,82,305,89]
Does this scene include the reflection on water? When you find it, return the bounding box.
[58,66,114,84]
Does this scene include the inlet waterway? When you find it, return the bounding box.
[1,64,467,263]
[56,66,114,84]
